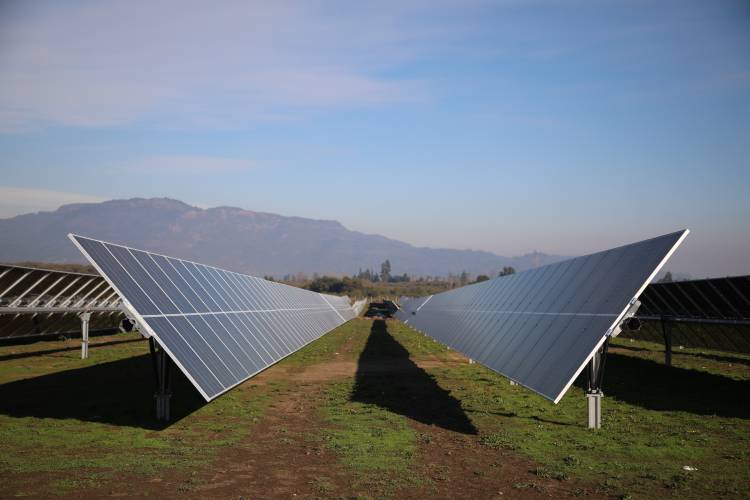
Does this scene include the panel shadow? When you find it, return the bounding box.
[0,338,143,362]
[0,353,206,429]
[351,319,477,434]
[573,352,750,419]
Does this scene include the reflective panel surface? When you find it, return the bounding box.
[396,230,688,402]
[70,234,357,401]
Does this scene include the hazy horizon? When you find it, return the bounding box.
[0,195,733,280]
[1,1,748,279]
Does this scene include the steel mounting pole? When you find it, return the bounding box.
[80,311,91,359]
[585,339,609,429]
[661,316,673,367]
[150,338,172,421]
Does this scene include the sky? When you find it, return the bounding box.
[0,0,748,278]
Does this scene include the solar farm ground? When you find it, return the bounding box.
[0,318,748,498]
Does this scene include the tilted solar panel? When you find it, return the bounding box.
[69,234,357,401]
[395,230,689,403]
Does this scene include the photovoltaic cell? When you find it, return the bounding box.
[395,230,688,403]
[69,234,357,401]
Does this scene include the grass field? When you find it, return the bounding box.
[0,319,748,498]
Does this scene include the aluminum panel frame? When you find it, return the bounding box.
[396,230,689,403]
[69,234,357,402]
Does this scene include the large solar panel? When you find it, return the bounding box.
[69,234,357,401]
[395,230,689,403]
[0,264,122,339]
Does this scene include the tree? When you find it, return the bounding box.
[307,276,354,294]
[474,274,490,283]
[499,266,516,277]
[659,271,673,283]
[459,270,469,286]
[380,259,392,283]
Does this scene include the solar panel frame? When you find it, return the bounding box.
[0,263,123,339]
[396,230,689,403]
[69,234,356,401]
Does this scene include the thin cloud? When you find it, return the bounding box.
[125,155,259,174]
[0,186,105,218]
[0,1,450,131]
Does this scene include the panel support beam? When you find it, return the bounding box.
[80,312,91,360]
[661,316,673,367]
[150,338,172,421]
[586,339,609,429]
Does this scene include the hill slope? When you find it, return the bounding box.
[0,198,564,276]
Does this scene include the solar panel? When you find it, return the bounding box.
[624,275,750,354]
[0,263,122,340]
[395,230,689,403]
[69,234,357,401]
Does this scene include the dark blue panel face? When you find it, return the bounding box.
[74,237,160,315]
[394,230,687,403]
[149,255,210,313]
[129,250,196,314]
[147,316,226,398]
[105,244,180,315]
[70,234,356,402]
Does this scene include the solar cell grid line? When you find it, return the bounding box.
[725,278,750,309]
[69,234,357,402]
[709,281,743,318]
[515,242,637,385]
[520,235,681,396]
[123,246,252,382]
[248,280,300,352]
[395,230,688,403]
[153,256,267,369]
[262,280,314,346]
[672,281,705,317]
[187,265,269,363]
[214,273,277,362]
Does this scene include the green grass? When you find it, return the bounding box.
[318,380,422,498]
[1,320,748,498]
[610,336,750,380]
[386,323,750,498]
[0,333,277,493]
[280,319,365,368]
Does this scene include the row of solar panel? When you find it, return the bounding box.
[72,235,357,400]
[637,275,750,321]
[0,264,123,339]
[0,264,120,311]
[396,230,687,402]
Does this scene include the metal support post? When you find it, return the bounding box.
[80,312,91,359]
[661,316,673,367]
[586,390,603,429]
[585,339,609,429]
[149,338,172,421]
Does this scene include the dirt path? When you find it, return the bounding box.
[190,384,350,498]
[164,333,604,499]
[4,323,604,498]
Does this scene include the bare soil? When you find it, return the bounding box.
[1,325,606,499]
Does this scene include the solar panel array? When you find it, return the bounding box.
[637,275,750,323]
[0,264,122,339]
[396,230,688,403]
[70,234,358,401]
[623,275,750,353]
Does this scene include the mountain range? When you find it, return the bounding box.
[0,198,565,277]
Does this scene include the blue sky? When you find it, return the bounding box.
[0,0,748,277]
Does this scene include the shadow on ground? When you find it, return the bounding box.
[0,338,142,362]
[573,352,750,419]
[352,319,477,434]
[0,353,206,429]
[613,343,750,367]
